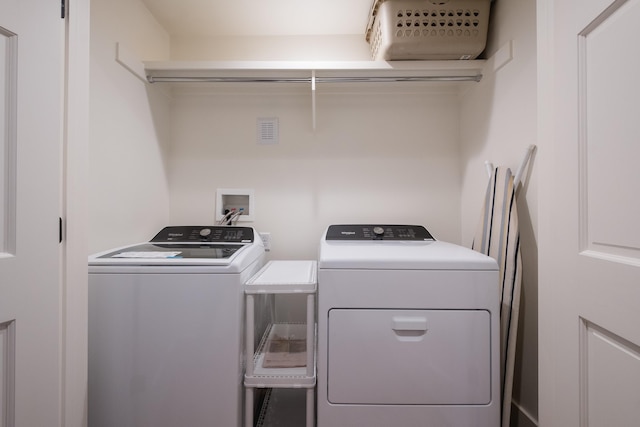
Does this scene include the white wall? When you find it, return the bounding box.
[89,0,172,253]
[170,34,371,61]
[167,84,464,260]
[459,0,539,426]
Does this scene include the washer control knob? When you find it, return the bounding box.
[199,228,212,238]
[373,226,385,236]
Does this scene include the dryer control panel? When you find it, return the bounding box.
[326,224,434,241]
[151,226,254,243]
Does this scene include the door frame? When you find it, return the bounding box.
[537,0,557,422]
[62,0,90,426]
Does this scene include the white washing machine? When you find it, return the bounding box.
[317,224,500,427]
[88,226,267,427]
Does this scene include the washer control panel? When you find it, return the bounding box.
[151,226,254,243]
[325,224,434,241]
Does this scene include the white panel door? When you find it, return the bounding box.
[0,0,64,426]
[538,0,640,425]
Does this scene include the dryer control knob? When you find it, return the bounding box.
[373,226,385,236]
[199,228,212,238]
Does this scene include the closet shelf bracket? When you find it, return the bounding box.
[311,70,316,131]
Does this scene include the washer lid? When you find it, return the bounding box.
[95,242,244,260]
[88,226,264,269]
[319,225,497,271]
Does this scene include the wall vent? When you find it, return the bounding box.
[257,117,279,145]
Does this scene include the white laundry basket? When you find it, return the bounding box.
[365,0,491,60]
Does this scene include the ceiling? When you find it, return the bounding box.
[139,0,375,38]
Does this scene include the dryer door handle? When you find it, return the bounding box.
[391,316,428,341]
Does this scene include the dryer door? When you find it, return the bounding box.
[327,309,492,405]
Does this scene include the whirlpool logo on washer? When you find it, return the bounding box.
[341,231,356,235]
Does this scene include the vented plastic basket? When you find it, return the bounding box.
[365,0,491,60]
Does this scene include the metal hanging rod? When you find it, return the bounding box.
[146,74,482,84]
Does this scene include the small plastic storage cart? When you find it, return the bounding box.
[244,260,317,427]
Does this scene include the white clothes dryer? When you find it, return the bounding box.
[317,224,500,427]
[88,226,267,427]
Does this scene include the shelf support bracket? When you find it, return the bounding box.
[311,70,317,131]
